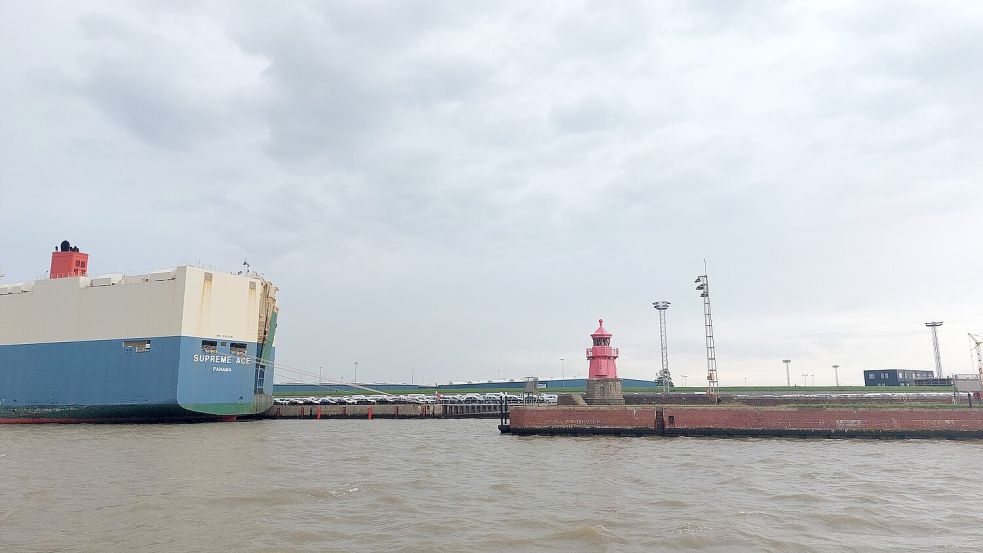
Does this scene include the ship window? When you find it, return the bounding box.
[231,342,248,357]
[201,340,218,353]
[123,340,151,353]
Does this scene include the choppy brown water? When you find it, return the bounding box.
[2,419,982,552]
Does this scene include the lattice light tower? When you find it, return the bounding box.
[968,333,983,385]
[652,301,672,393]
[695,273,718,399]
[925,321,944,378]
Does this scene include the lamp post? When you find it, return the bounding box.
[560,358,565,390]
[832,365,840,387]
[783,359,791,387]
[811,374,815,387]
[353,361,358,384]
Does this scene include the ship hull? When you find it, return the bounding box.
[0,335,274,423]
[0,403,220,423]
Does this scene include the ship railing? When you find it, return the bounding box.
[37,263,269,284]
[174,262,269,281]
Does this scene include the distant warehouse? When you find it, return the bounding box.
[864,369,950,387]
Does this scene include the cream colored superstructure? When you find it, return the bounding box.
[0,266,275,346]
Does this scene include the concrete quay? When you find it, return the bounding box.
[256,402,502,420]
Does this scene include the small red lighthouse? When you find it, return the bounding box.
[587,319,618,378]
[585,318,625,405]
[49,240,88,279]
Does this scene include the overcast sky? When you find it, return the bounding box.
[2,1,982,386]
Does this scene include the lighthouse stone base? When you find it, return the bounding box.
[585,378,625,405]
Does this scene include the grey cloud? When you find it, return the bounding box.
[549,95,629,134]
[228,2,495,163]
[81,64,210,149]
[547,2,651,56]
[74,13,235,149]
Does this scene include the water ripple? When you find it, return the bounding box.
[3,420,983,552]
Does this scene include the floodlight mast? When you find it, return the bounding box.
[925,321,944,378]
[652,301,671,393]
[969,333,983,386]
[782,359,791,387]
[695,271,718,399]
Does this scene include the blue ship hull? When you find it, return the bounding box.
[0,336,274,423]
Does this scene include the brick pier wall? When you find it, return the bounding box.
[663,406,983,432]
[508,406,656,430]
[506,405,983,438]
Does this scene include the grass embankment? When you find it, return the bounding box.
[783,403,965,409]
[276,385,951,398]
[649,385,947,394]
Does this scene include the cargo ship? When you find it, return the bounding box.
[0,241,278,423]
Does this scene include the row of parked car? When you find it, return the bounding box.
[273,393,559,406]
